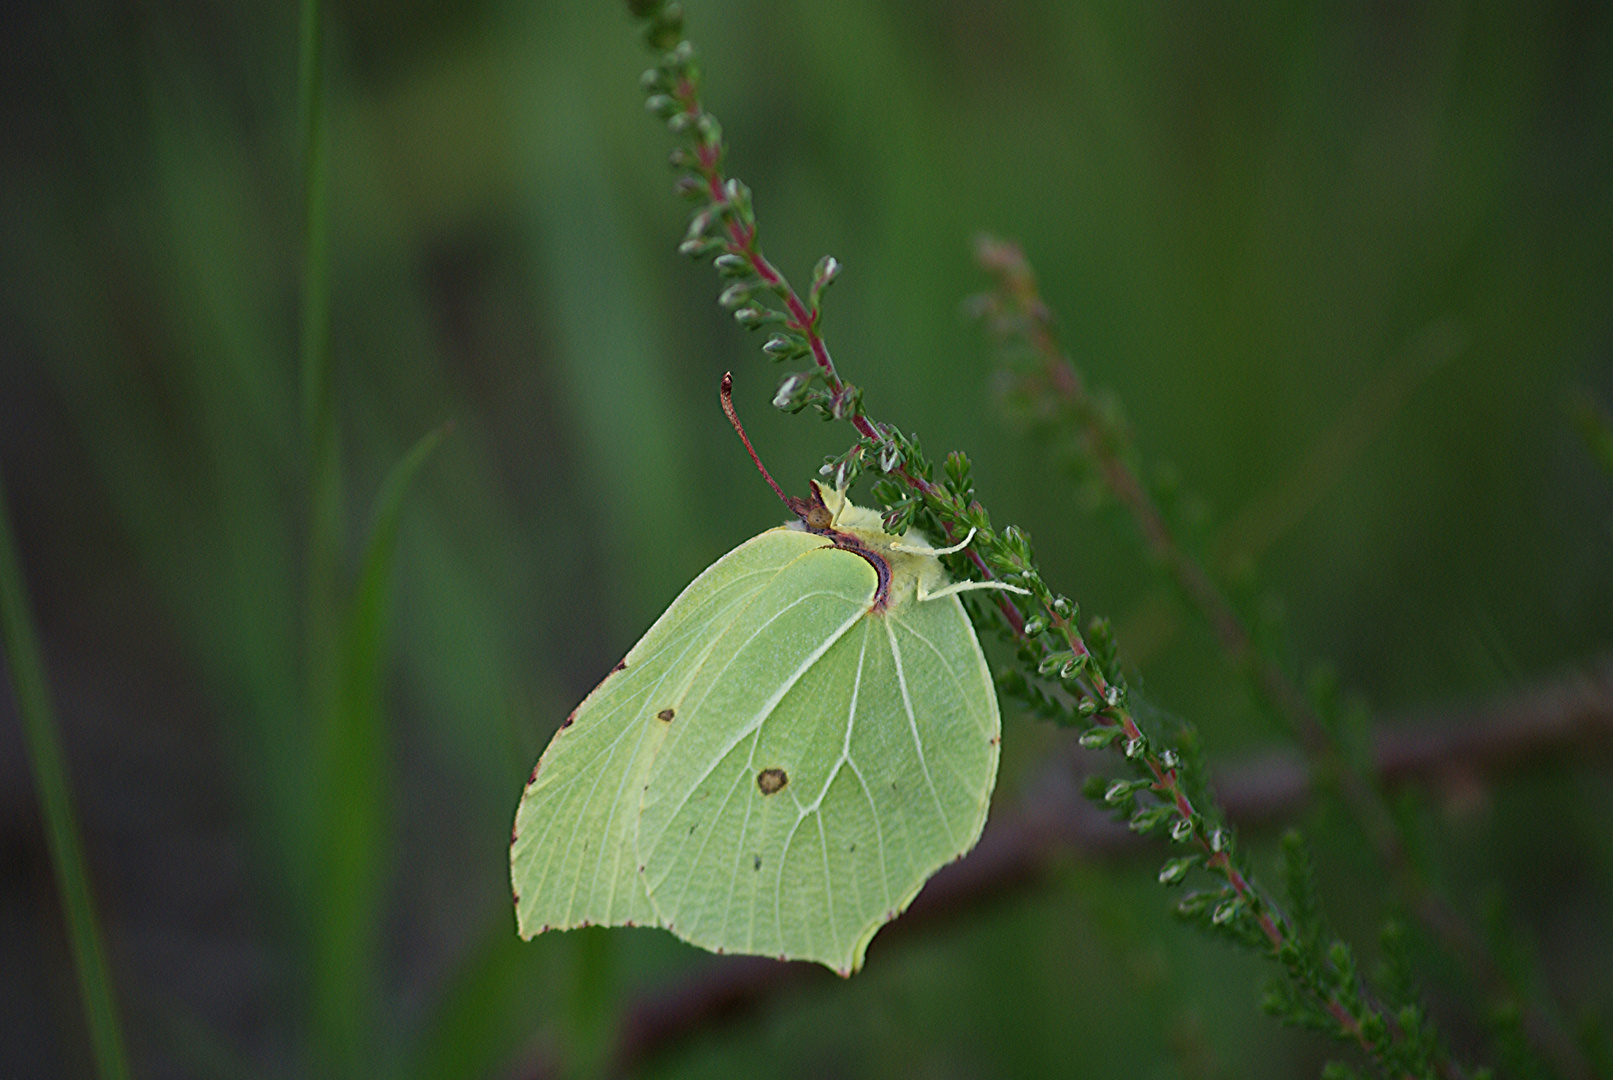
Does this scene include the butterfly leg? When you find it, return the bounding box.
[916,578,1032,603]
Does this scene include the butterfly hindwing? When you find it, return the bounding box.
[637,547,1000,973]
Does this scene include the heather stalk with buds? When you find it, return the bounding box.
[624,3,1480,1076]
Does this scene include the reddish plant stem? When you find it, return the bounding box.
[675,83,1028,635]
[680,82,856,414]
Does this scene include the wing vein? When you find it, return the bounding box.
[814,811,837,963]
[662,759,753,931]
[521,561,784,924]
[885,617,957,850]
[652,594,868,842]
[889,602,992,738]
[845,757,891,912]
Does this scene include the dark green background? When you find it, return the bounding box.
[2,0,1610,1076]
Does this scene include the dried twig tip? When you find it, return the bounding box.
[720,373,791,507]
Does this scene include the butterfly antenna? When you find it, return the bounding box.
[720,373,792,507]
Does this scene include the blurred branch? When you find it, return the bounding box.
[613,657,1613,1074]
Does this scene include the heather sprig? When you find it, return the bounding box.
[624,4,1475,1077]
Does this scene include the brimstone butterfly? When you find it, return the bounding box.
[511,382,1024,974]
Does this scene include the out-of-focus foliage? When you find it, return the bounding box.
[0,1,1609,1077]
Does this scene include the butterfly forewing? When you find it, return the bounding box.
[511,528,833,937]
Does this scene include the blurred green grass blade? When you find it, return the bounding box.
[297,0,350,1069]
[351,421,455,693]
[1574,393,1613,482]
[298,0,331,443]
[312,421,451,1076]
[404,919,556,1080]
[298,0,341,869]
[297,0,336,608]
[0,475,131,1080]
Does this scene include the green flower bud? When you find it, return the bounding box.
[683,210,712,239]
[809,255,842,310]
[1103,780,1132,805]
[677,236,722,258]
[1037,651,1074,677]
[1177,891,1211,916]
[1158,856,1197,885]
[1078,726,1120,749]
[1130,805,1173,833]
[812,255,841,290]
[772,371,812,410]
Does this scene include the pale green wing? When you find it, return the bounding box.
[637,551,1000,974]
[510,527,832,937]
